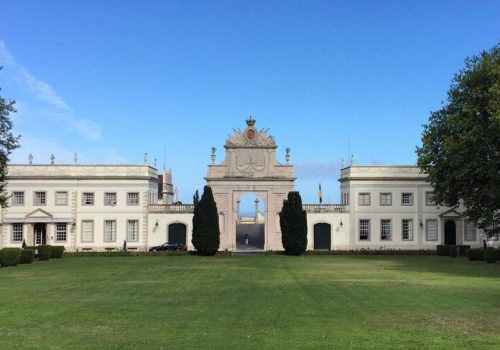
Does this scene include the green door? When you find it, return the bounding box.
[168,223,186,245]
[314,223,331,250]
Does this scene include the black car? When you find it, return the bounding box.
[149,242,186,252]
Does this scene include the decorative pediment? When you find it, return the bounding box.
[439,209,463,218]
[25,209,53,219]
[225,117,276,148]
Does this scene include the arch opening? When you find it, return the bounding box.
[236,192,265,250]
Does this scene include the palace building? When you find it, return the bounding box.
[0,119,482,252]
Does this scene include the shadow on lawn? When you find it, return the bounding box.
[370,255,500,279]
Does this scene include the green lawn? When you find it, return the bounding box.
[0,256,499,349]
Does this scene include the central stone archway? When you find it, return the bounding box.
[205,118,296,251]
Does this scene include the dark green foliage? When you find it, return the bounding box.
[37,245,52,261]
[0,69,21,208]
[50,246,65,258]
[0,248,22,267]
[280,191,308,255]
[22,239,26,249]
[450,248,457,258]
[436,245,449,256]
[485,247,498,263]
[20,249,35,264]
[437,245,470,256]
[466,248,485,261]
[416,44,500,235]
[191,186,220,256]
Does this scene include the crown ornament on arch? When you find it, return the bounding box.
[246,116,256,127]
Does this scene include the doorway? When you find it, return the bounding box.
[34,223,47,245]
[314,223,331,250]
[236,193,265,250]
[168,223,187,245]
[444,221,456,245]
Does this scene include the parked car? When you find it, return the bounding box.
[149,242,186,252]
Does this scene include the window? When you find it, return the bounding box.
[426,219,438,241]
[380,219,391,240]
[127,220,139,242]
[127,192,139,205]
[12,223,23,243]
[402,219,413,241]
[82,220,94,242]
[380,193,392,206]
[104,220,116,242]
[104,192,117,206]
[12,191,24,206]
[34,191,46,206]
[55,192,68,206]
[56,223,67,242]
[358,193,371,206]
[341,193,350,205]
[359,219,370,240]
[464,220,476,241]
[425,192,435,206]
[82,192,94,205]
[402,193,413,206]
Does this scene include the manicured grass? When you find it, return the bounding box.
[0,256,499,349]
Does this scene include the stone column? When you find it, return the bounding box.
[254,199,259,223]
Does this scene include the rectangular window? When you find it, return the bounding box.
[425,192,435,206]
[426,219,438,241]
[55,191,68,206]
[104,192,117,206]
[402,219,413,241]
[358,193,371,206]
[12,191,24,206]
[359,219,370,240]
[380,193,392,206]
[104,220,116,242]
[12,223,23,243]
[380,219,391,240]
[82,192,94,206]
[127,192,139,205]
[402,193,413,206]
[127,220,139,242]
[56,223,67,242]
[82,220,94,243]
[464,220,476,241]
[34,191,46,206]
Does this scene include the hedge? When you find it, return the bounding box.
[485,247,498,264]
[437,245,471,256]
[466,248,485,261]
[20,249,35,264]
[0,248,22,267]
[37,245,52,261]
[50,246,65,258]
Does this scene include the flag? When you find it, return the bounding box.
[317,183,323,204]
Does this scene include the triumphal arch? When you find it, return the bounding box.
[205,118,295,251]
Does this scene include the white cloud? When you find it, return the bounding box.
[295,159,341,179]
[10,135,129,165]
[0,39,101,140]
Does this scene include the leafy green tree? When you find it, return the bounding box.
[0,69,21,207]
[280,191,307,255]
[191,186,220,255]
[417,43,500,235]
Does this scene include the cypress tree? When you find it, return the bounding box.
[191,186,220,255]
[280,191,307,255]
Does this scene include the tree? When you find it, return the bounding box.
[280,191,307,255]
[191,186,220,255]
[416,43,500,235]
[0,68,21,207]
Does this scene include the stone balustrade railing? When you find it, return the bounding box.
[302,204,349,213]
[149,204,195,213]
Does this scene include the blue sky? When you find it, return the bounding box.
[0,0,499,204]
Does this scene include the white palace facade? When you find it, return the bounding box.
[0,119,483,252]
